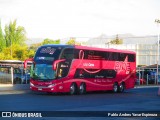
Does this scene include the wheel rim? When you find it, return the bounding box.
[120,85,123,91]
[80,85,83,93]
[80,84,85,94]
[70,85,75,94]
[119,83,124,92]
[113,84,118,93]
[70,83,77,95]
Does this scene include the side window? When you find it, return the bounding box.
[87,50,94,59]
[106,70,116,78]
[106,52,134,62]
[84,50,89,59]
[128,54,135,62]
[75,50,92,59]
[57,61,71,78]
[113,52,118,61]
[74,49,80,59]
[108,52,114,60]
[74,49,86,59]
[109,52,118,61]
[74,69,88,78]
[119,53,127,61]
[105,52,110,60]
[87,50,105,60]
[74,49,106,60]
[60,48,74,60]
[74,69,117,79]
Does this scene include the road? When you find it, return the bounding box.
[0,87,160,120]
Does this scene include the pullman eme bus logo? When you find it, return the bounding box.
[114,56,131,74]
[114,61,130,74]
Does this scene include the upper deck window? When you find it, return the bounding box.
[60,48,74,59]
[128,54,135,62]
[73,49,135,62]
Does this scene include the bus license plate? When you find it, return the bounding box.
[38,88,42,90]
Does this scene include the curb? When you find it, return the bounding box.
[134,85,159,88]
[0,84,30,91]
[0,84,159,92]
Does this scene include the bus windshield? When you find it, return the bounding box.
[31,64,55,80]
[31,45,69,81]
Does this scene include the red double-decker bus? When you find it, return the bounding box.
[25,45,136,94]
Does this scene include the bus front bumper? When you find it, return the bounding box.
[30,83,55,92]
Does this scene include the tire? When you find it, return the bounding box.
[79,83,86,94]
[118,83,125,93]
[113,83,118,93]
[70,83,77,95]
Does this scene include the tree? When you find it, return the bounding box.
[0,44,35,60]
[42,38,60,45]
[29,43,42,51]
[110,34,123,44]
[66,37,76,45]
[0,47,12,60]
[0,21,5,52]
[4,20,27,47]
[27,49,35,58]
[66,37,81,45]
[0,19,33,60]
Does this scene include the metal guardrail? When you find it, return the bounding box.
[0,67,12,84]
[135,74,159,85]
[0,67,30,84]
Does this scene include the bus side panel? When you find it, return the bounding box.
[123,62,136,89]
[69,59,116,92]
[62,55,136,93]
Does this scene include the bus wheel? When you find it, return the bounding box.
[79,83,86,95]
[118,83,125,93]
[113,83,118,93]
[70,83,77,95]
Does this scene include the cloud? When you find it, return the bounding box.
[0,0,160,39]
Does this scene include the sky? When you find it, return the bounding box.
[0,0,160,40]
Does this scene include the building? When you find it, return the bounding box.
[0,60,31,84]
[85,34,159,67]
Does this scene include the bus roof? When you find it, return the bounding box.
[39,44,135,54]
[38,44,74,49]
[75,45,136,54]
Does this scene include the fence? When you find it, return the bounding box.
[0,66,30,84]
[0,66,13,84]
[136,67,159,85]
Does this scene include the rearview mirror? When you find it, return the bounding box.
[52,59,65,70]
[24,58,33,69]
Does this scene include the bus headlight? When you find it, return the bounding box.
[30,82,34,87]
[48,84,56,88]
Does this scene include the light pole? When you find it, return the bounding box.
[155,19,160,84]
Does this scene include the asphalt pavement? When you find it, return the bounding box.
[0,84,160,120]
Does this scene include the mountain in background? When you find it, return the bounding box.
[25,37,69,46]
[86,34,157,45]
[25,34,158,46]
[25,38,44,46]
